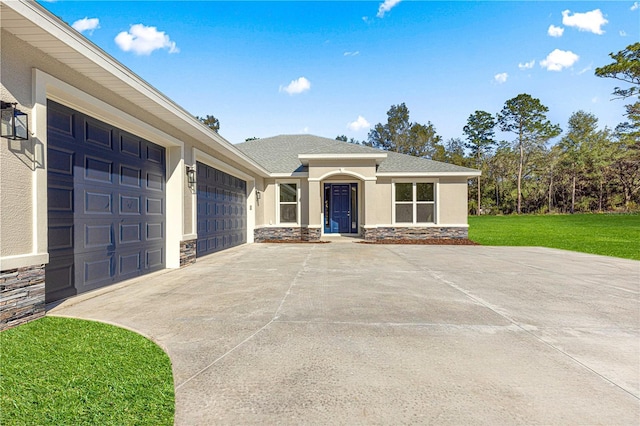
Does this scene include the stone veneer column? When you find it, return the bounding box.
[180,239,197,267]
[0,264,46,331]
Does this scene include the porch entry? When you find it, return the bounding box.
[324,183,358,234]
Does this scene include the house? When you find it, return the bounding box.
[237,135,479,241]
[0,0,478,330]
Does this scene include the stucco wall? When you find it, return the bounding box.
[307,159,377,181]
[1,31,36,257]
[438,177,469,225]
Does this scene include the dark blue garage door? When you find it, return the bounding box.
[46,100,165,303]
[196,162,246,257]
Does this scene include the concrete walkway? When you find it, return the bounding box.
[49,244,640,425]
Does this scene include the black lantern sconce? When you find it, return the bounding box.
[186,165,196,191]
[1,102,29,141]
[256,190,261,200]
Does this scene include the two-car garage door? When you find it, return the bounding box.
[46,101,165,303]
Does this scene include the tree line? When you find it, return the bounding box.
[337,43,640,215]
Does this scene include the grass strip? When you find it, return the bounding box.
[0,317,174,425]
[469,213,640,261]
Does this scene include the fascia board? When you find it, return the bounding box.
[270,172,310,178]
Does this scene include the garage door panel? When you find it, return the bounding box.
[119,222,142,244]
[46,100,165,303]
[120,165,142,188]
[48,107,74,137]
[119,194,142,215]
[82,222,114,250]
[45,254,75,300]
[83,190,113,215]
[48,146,75,176]
[48,185,74,212]
[146,222,164,241]
[196,162,246,257]
[84,119,113,150]
[84,155,113,183]
[146,197,163,215]
[120,135,142,158]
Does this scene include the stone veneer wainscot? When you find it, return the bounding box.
[255,227,321,242]
[362,226,468,241]
[0,264,46,331]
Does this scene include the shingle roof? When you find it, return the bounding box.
[235,134,479,175]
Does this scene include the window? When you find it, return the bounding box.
[394,182,435,224]
[279,182,298,223]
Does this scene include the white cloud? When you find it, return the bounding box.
[344,51,360,57]
[561,9,608,35]
[632,2,639,11]
[115,24,179,55]
[547,25,564,37]
[591,97,599,103]
[377,0,402,18]
[494,73,508,84]
[620,30,628,37]
[72,17,100,34]
[302,127,310,134]
[279,77,311,95]
[347,115,371,131]
[518,60,535,70]
[540,49,579,71]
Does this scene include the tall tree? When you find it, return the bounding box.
[596,43,640,209]
[368,103,444,159]
[463,110,496,215]
[497,94,561,214]
[197,115,220,133]
[595,42,640,145]
[558,111,599,213]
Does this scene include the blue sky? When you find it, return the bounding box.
[39,1,639,145]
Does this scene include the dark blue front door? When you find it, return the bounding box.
[324,183,357,234]
[331,185,350,233]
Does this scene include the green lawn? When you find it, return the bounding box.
[468,213,640,261]
[0,317,174,425]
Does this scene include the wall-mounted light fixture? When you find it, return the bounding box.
[186,165,196,191]
[256,190,261,200]
[1,102,29,140]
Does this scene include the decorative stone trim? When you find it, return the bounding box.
[255,227,321,242]
[1,264,45,331]
[301,227,321,241]
[362,226,468,241]
[180,239,197,268]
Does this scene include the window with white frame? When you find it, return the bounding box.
[278,182,298,224]
[394,182,435,224]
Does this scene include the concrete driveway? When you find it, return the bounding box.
[50,243,640,425]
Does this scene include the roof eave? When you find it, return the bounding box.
[376,171,482,178]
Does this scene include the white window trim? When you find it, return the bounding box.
[276,180,300,225]
[391,179,438,225]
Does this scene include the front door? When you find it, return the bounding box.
[324,183,357,234]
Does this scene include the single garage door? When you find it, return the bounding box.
[46,100,165,303]
[196,162,246,257]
